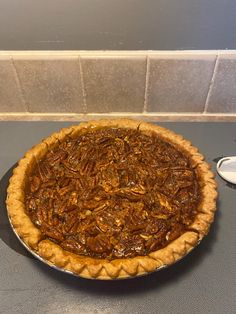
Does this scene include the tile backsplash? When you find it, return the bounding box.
[0,56,25,112]
[0,51,236,118]
[146,54,216,112]
[13,56,84,113]
[81,54,146,113]
[206,54,236,113]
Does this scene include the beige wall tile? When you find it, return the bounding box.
[13,56,84,113]
[146,54,216,112]
[81,55,146,113]
[0,56,25,112]
[207,54,236,113]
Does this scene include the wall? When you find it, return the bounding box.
[1,0,236,50]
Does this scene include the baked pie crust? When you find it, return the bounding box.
[6,119,217,279]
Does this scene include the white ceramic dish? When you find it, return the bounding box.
[216,156,236,185]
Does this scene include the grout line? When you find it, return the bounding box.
[143,55,150,113]
[203,53,219,114]
[10,57,28,112]
[78,55,87,114]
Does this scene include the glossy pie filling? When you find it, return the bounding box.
[25,127,201,259]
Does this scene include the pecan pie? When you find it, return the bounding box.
[6,119,217,279]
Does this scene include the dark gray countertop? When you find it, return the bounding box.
[1,0,236,50]
[0,122,235,314]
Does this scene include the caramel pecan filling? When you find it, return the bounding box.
[25,127,201,259]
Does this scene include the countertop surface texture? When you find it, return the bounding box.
[0,122,235,314]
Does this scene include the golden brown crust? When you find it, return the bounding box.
[6,118,217,279]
